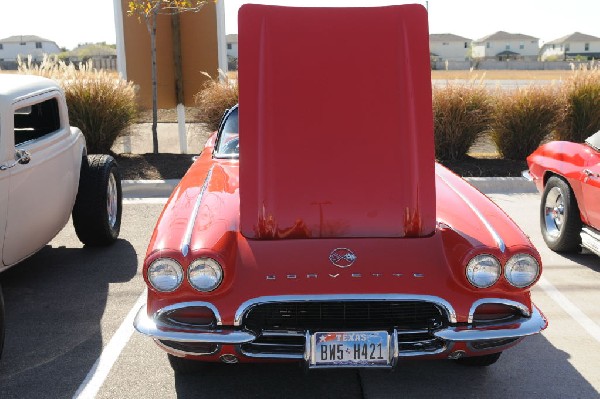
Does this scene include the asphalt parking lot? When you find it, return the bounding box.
[1,190,600,398]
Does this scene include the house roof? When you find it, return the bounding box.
[496,50,520,56]
[0,35,55,44]
[474,31,538,43]
[546,32,600,45]
[430,33,471,42]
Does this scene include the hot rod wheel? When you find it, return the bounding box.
[72,155,123,246]
[540,176,582,252]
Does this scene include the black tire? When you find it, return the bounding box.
[0,284,4,360]
[72,154,122,246]
[168,354,209,375]
[540,176,582,252]
[455,352,502,367]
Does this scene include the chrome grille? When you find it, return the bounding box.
[242,301,445,331]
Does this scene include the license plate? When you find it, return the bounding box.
[310,331,390,368]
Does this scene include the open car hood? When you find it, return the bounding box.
[239,4,435,239]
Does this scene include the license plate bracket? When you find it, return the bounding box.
[309,331,391,368]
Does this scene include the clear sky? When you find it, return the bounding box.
[0,0,599,50]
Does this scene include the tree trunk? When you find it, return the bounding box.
[172,13,184,105]
[150,12,159,154]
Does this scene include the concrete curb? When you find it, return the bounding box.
[122,177,538,199]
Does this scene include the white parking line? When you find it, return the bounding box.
[73,291,146,399]
[538,276,600,344]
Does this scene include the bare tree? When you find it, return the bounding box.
[128,0,210,153]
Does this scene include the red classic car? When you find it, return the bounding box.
[134,4,546,373]
[527,131,600,255]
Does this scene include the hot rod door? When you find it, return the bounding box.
[0,115,10,271]
[2,92,79,267]
[580,159,600,229]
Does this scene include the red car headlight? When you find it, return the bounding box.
[505,254,540,288]
[188,258,223,292]
[466,254,501,288]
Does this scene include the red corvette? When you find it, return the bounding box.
[134,4,546,373]
[527,131,600,255]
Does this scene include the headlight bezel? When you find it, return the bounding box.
[466,254,502,289]
[147,258,184,292]
[188,257,224,292]
[504,253,540,288]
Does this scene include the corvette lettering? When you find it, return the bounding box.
[265,273,423,280]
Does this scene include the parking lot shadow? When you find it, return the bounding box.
[0,238,137,398]
[172,334,597,399]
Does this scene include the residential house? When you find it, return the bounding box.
[226,34,238,70]
[472,31,539,61]
[429,34,472,61]
[0,35,61,63]
[541,32,600,61]
[63,43,117,70]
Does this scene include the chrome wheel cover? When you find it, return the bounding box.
[544,186,565,239]
[107,173,118,229]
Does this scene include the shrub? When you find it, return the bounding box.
[432,84,493,160]
[18,55,137,154]
[555,69,600,142]
[490,86,560,160]
[194,70,239,131]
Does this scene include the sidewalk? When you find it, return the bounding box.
[113,122,213,155]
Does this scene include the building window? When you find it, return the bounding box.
[464,42,468,48]
[585,43,590,51]
[505,44,510,50]
[519,42,524,49]
[552,44,555,49]
[0,44,3,50]
[20,42,26,46]
[486,42,490,48]
[442,42,450,46]
[227,43,232,50]
[565,43,570,51]
[35,42,42,49]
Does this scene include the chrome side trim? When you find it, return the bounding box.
[154,301,223,326]
[233,294,458,326]
[434,305,546,342]
[467,298,531,324]
[439,174,507,253]
[134,304,255,344]
[181,165,214,257]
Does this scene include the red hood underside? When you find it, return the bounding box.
[239,4,435,239]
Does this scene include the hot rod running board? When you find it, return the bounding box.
[581,226,600,257]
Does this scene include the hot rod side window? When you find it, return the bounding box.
[14,97,61,146]
[214,106,239,158]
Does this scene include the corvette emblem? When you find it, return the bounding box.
[329,248,357,268]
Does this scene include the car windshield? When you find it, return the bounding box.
[585,131,600,151]
[214,107,239,158]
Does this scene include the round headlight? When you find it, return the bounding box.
[466,254,501,288]
[188,258,223,292]
[505,254,540,288]
[147,258,183,292]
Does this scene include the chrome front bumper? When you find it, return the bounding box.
[134,298,547,360]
